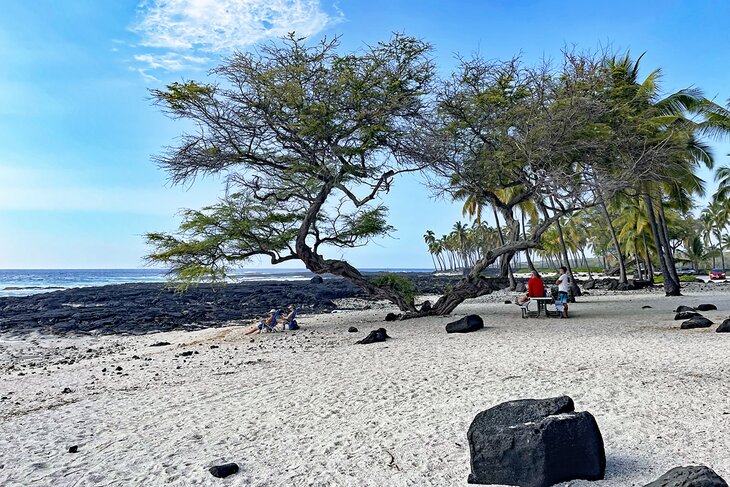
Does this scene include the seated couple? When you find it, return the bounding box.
[244,304,299,335]
[517,268,570,318]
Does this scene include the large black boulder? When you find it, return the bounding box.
[697,303,718,311]
[309,275,323,284]
[675,311,702,321]
[716,319,730,333]
[384,312,400,322]
[642,465,728,487]
[446,315,484,334]
[680,317,714,329]
[675,305,696,313]
[467,396,605,487]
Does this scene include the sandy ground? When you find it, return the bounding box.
[1,288,729,486]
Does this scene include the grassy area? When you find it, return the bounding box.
[653,274,698,284]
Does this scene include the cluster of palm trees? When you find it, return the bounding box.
[424,53,730,293]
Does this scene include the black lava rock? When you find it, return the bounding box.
[446,315,484,334]
[716,319,730,333]
[209,463,239,478]
[384,312,400,322]
[61,387,72,394]
[309,275,323,284]
[697,304,718,311]
[642,305,652,309]
[642,465,728,487]
[68,445,78,453]
[583,279,596,290]
[347,326,358,333]
[504,300,512,304]
[675,305,695,313]
[179,351,194,357]
[675,311,702,320]
[419,300,432,313]
[467,396,605,487]
[150,341,171,347]
[356,328,389,344]
[680,317,714,329]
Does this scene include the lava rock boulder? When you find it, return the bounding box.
[680,317,714,329]
[675,305,696,313]
[209,463,239,478]
[467,395,605,487]
[675,311,702,321]
[697,303,718,312]
[446,315,484,334]
[642,465,728,487]
[716,319,730,333]
[356,328,389,344]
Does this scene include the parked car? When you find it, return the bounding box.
[709,269,725,280]
[676,267,695,276]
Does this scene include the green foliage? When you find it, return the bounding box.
[369,273,416,306]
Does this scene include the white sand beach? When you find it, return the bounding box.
[1,288,729,486]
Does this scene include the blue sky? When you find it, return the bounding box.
[1,0,728,269]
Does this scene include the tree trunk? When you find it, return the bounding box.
[555,217,581,299]
[642,233,654,284]
[643,193,680,296]
[657,198,680,285]
[581,249,593,279]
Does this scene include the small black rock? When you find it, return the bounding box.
[61,387,72,394]
[116,366,123,371]
[680,317,714,329]
[716,319,730,333]
[504,300,512,304]
[179,351,194,357]
[445,314,484,334]
[675,305,695,313]
[642,305,652,309]
[642,465,728,486]
[348,326,358,333]
[150,341,171,347]
[309,275,324,284]
[356,328,390,344]
[675,311,702,321]
[384,312,399,322]
[697,303,718,311]
[209,463,239,478]
[210,345,219,349]
[68,445,78,453]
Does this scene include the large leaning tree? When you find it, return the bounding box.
[414,51,680,315]
[145,34,434,312]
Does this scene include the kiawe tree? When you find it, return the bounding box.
[146,34,435,312]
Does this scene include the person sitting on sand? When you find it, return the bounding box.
[244,309,277,335]
[517,270,545,305]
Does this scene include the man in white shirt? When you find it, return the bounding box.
[556,266,570,318]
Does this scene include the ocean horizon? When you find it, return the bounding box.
[0,268,435,298]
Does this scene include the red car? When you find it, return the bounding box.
[709,269,725,280]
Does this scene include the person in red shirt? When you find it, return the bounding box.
[517,271,545,304]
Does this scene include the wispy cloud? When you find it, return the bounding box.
[132,0,336,51]
[134,52,210,71]
[129,0,341,80]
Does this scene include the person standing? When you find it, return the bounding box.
[556,266,570,318]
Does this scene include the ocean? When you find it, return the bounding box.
[0,268,433,298]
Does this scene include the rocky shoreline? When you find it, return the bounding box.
[0,273,465,336]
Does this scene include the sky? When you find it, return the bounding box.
[0,0,729,269]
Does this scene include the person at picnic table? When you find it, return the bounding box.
[516,270,545,305]
[556,266,570,318]
[244,308,278,335]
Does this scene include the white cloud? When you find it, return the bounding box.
[131,0,338,52]
[134,52,210,71]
